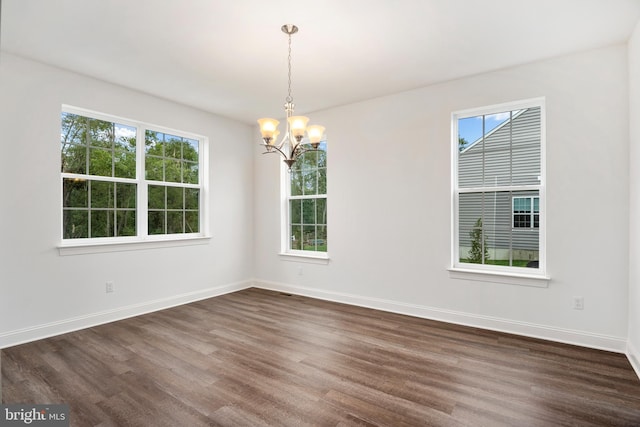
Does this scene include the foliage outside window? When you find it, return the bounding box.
[287,142,327,253]
[61,107,205,243]
[453,99,544,273]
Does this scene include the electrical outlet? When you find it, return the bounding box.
[572,296,584,310]
[106,281,114,293]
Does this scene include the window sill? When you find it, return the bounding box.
[58,236,211,256]
[278,252,330,265]
[448,267,550,288]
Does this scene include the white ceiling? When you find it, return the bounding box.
[2,0,640,124]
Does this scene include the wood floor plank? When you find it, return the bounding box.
[3,288,640,426]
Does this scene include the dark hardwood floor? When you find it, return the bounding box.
[2,288,640,426]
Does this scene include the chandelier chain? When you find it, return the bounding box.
[286,32,293,104]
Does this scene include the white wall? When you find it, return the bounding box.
[628,21,640,374]
[254,45,631,351]
[0,53,254,347]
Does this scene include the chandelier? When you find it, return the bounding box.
[257,24,325,169]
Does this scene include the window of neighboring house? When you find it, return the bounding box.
[513,196,539,228]
[452,98,545,274]
[61,106,207,245]
[285,142,327,255]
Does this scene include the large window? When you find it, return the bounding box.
[452,99,544,274]
[286,142,327,254]
[61,106,206,244]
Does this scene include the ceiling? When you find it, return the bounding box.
[2,0,640,124]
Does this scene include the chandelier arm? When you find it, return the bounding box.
[261,143,288,159]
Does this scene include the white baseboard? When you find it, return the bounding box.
[254,280,628,354]
[628,341,640,379]
[0,280,252,349]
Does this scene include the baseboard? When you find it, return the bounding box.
[628,341,640,379]
[0,280,252,349]
[253,280,628,354]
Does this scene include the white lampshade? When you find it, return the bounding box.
[288,116,309,139]
[307,125,325,144]
[257,118,279,139]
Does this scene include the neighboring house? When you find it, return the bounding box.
[458,107,541,263]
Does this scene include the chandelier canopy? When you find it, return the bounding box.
[257,25,325,169]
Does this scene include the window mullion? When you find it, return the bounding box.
[137,127,147,238]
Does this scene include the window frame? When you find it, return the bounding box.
[279,143,329,261]
[59,105,209,254]
[450,98,547,282]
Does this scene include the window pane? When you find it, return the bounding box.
[317,225,327,248]
[165,159,181,182]
[316,198,327,225]
[291,225,302,250]
[185,188,199,210]
[290,170,303,196]
[63,210,88,239]
[91,210,115,238]
[114,149,136,179]
[184,161,199,184]
[91,181,114,208]
[61,144,86,174]
[185,211,199,233]
[116,183,136,209]
[318,147,327,168]
[61,112,86,145]
[183,139,199,161]
[114,123,136,150]
[318,168,327,194]
[164,135,182,159]
[512,107,541,186]
[116,210,136,236]
[290,199,302,224]
[89,119,113,148]
[166,186,183,210]
[145,130,163,155]
[458,109,541,189]
[63,178,88,208]
[148,211,165,234]
[303,225,316,250]
[459,193,485,263]
[146,156,163,181]
[458,116,481,152]
[458,137,484,188]
[148,185,165,210]
[302,169,318,195]
[89,148,113,177]
[460,191,539,266]
[167,211,184,234]
[302,199,316,223]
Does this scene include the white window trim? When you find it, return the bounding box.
[450,97,548,284]
[59,105,210,254]
[279,150,330,261]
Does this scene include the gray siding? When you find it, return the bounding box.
[458,190,539,251]
[459,107,541,188]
